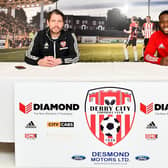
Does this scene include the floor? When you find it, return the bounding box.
[0,143,15,168]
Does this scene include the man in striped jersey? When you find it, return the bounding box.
[25,9,79,66]
[123,16,139,62]
[140,16,155,61]
[144,10,168,65]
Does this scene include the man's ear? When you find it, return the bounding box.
[47,20,49,27]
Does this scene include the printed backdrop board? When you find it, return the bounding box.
[0,39,5,49]
[15,81,168,168]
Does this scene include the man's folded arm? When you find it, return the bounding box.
[144,34,161,65]
[25,32,41,65]
[62,33,80,64]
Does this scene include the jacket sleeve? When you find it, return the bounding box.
[62,33,80,64]
[25,32,41,65]
[144,33,161,65]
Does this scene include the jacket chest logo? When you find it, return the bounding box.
[60,41,66,48]
[44,42,49,49]
[158,43,165,49]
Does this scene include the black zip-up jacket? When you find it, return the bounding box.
[25,28,79,65]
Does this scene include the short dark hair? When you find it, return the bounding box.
[132,16,137,21]
[47,9,65,22]
[159,10,168,20]
[146,16,151,19]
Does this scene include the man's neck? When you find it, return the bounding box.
[50,32,61,39]
[160,30,168,37]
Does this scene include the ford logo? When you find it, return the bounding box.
[72,155,86,160]
[135,155,150,161]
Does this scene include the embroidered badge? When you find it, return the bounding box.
[60,41,66,48]
[158,43,165,49]
[44,42,49,49]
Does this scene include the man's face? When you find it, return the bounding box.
[159,14,168,35]
[47,13,64,35]
[131,17,134,23]
[146,17,151,23]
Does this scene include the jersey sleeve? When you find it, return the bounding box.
[62,32,80,64]
[24,32,41,65]
[142,23,145,30]
[129,24,132,32]
[144,33,161,65]
[152,23,156,31]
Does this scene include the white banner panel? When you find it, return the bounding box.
[15,82,168,168]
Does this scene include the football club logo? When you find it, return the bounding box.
[85,87,136,147]
[60,41,66,48]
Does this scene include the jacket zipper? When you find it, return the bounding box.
[53,41,56,58]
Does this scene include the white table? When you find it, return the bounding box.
[0,62,168,142]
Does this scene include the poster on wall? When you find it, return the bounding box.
[0,40,5,49]
[0,0,167,62]
[15,81,168,168]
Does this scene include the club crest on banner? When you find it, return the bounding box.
[85,87,136,147]
[60,41,66,48]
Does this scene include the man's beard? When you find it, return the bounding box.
[50,26,62,35]
[160,27,168,35]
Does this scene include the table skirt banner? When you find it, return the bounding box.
[15,81,168,167]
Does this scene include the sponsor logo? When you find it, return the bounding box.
[25,121,36,128]
[25,133,37,139]
[140,103,153,114]
[146,121,157,129]
[135,155,150,161]
[60,41,66,48]
[19,102,32,114]
[60,47,68,50]
[140,102,168,115]
[72,155,86,161]
[44,42,49,49]
[158,43,165,49]
[85,87,136,146]
[145,54,158,62]
[19,102,79,115]
[47,122,74,127]
[91,152,129,164]
[145,134,158,140]
[33,103,79,111]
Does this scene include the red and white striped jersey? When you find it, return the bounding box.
[129,22,138,40]
[142,22,155,39]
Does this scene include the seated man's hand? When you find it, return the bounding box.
[37,56,62,67]
[50,57,62,66]
[160,56,168,66]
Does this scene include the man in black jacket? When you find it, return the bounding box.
[25,9,79,66]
